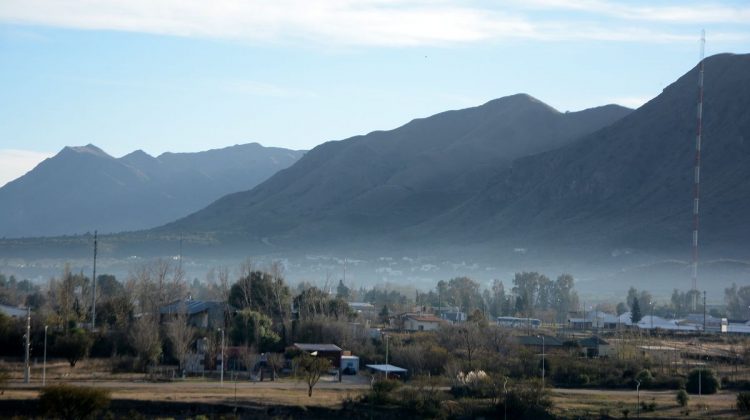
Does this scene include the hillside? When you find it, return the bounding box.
[162,95,631,244]
[418,53,750,253]
[0,143,304,237]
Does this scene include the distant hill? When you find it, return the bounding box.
[0,143,304,237]
[161,94,631,245]
[417,53,750,253]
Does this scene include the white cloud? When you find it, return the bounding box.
[519,0,750,24]
[1,0,746,47]
[0,149,52,187]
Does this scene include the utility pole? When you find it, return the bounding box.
[91,230,97,330]
[24,307,30,384]
[703,291,707,332]
[43,325,48,386]
[219,328,225,386]
[691,30,706,310]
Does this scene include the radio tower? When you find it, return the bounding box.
[691,30,705,310]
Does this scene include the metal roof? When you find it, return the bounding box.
[518,335,563,346]
[0,303,27,318]
[159,300,224,315]
[294,343,342,352]
[366,364,407,373]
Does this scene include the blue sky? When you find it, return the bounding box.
[1,0,749,186]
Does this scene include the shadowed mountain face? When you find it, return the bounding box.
[417,53,750,253]
[0,143,305,237]
[162,94,631,244]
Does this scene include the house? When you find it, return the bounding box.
[402,314,443,331]
[0,303,27,318]
[518,335,563,348]
[348,302,376,315]
[577,336,613,358]
[293,343,343,369]
[440,311,467,323]
[159,300,226,329]
[568,311,620,330]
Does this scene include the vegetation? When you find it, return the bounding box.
[294,353,331,397]
[686,368,720,395]
[676,388,689,407]
[39,384,111,420]
[54,328,91,367]
[738,392,750,413]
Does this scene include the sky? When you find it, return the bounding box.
[1,0,749,186]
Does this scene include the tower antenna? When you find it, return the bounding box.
[691,30,705,310]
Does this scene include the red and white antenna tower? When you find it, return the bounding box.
[691,30,705,310]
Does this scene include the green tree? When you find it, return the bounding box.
[336,279,350,300]
[676,389,689,407]
[379,304,390,325]
[229,270,291,320]
[686,368,720,394]
[630,298,643,324]
[55,328,92,367]
[230,309,280,351]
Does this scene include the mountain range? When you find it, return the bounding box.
[0,143,304,237]
[161,95,631,246]
[162,53,750,259]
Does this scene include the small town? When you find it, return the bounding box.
[0,266,749,418]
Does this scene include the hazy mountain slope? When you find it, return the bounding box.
[420,53,750,251]
[0,143,304,237]
[163,95,631,242]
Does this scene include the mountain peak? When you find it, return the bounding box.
[60,144,112,159]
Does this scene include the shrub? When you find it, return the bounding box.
[497,379,553,419]
[676,389,689,407]
[39,384,111,420]
[54,329,92,367]
[738,392,750,413]
[635,369,654,388]
[686,368,720,395]
[370,379,401,404]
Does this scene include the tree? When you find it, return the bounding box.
[676,389,689,407]
[630,298,643,324]
[230,309,279,351]
[266,353,285,380]
[336,279,350,300]
[166,309,194,375]
[40,384,111,420]
[295,353,331,397]
[686,368,720,394]
[55,328,91,367]
[229,270,291,321]
[379,304,390,325]
[130,316,162,370]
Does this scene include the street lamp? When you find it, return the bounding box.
[384,334,390,379]
[537,335,545,388]
[635,379,641,418]
[43,325,48,386]
[218,328,225,386]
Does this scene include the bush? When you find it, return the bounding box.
[54,329,92,367]
[635,369,654,388]
[676,389,689,407]
[497,379,553,419]
[39,384,111,420]
[370,379,401,404]
[686,368,720,395]
[738,392,750,413]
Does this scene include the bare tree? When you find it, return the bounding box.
[130,315,162,370]
[295,354,331,397]
[266,353,285,381]
[166,306,194,377]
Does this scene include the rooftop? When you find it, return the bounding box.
[366,364,407,373]
[294,343,343,352]
[159,300,225,315]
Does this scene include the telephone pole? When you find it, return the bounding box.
[91,230,98,330]
[24,307,30,383]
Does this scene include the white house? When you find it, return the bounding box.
[403,314,443,331]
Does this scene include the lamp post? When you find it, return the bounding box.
[537,335,545,388]
[218,328,225,386]
[635,379,641,418]
[43,325,48,386]
[384,334,390,379]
